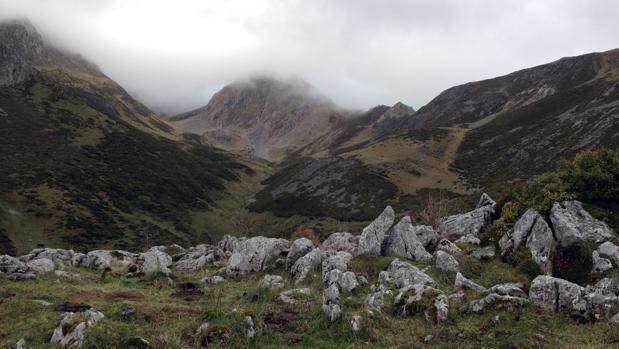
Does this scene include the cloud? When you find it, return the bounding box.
[0,0,617,114]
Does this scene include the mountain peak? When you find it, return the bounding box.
[0,18,101,87]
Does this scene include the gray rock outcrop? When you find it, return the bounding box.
[226,237,289,274]
[383,216,432,263]
[357,206,395,255]
[435,251,459,272]
[438,193,496,240]
[550,201,615,246]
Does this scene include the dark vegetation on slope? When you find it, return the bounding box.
[0,70,245,252]
[250,157,398,221]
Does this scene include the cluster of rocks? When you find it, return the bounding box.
[4,194,619,345]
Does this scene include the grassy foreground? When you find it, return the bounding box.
[1,253,618,349]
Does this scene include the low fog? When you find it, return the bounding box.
[0,0,618,114]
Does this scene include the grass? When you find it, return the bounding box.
[2,253,618,348]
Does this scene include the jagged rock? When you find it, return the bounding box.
[245,316,255,338]
[26,258,55,273]
[454,234,480,245]
[598,241,619,266]
[469,293,528,313]
[73,250,113,270]
[260,274,285,290]
[20,248,74,266]
[286,238,314,270]
[50,309,104,348]
[378,271,391,285]
[278,288,311,304]
[384,216,432,263]
[8,272,36,280]
[321,232,358,254]
[550,201,616,247]
[201,275,225,284]
[455,272,486,293]
[438,193,496,240]
[592,251,614,273]
[529,275,591,319]
[323,284,340,304]
[227,237,290,274]
[436,239,463,256]
[322,303,342,322]
[413,225,439,250]
[434,294,449,322]
[290,248,324,283]
[435,251,459,272]
[321,251,353,282]
[499,209,554,274]
[174,244,224,272]
[217,235,246,254]
[350,315,362,332]
[471,246,496,260]
[357,206,395,255]
[485,283,527,298]
[394,283,443,315]
[387,259,434,288]
[0,254,28,274]
[364,290,389,311]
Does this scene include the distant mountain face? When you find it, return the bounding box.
[0,20,246,254]
[168,76,347,161]
[409,49,619,188]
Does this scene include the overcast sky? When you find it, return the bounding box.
[0,0,618,114]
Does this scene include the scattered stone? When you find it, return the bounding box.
[592,251,613,273]
[323,284,340,304]
[471,246,496,260]
[337,271,360,293]
[436,239,464,256]
[227,237,289,274]
[350,315,362,333]
[278,288,311,305]
[485,283,527,298]
[357,206,395,255]
[498,209,554,274]
[74,250,113,270]
[50,309,104,348]
[394,283,442,315]
[550,201,616,247]
[455,272,486,293]
[290,248,324,283]
[15,338,26,349]
[454,234,480,245]
[438,193,496,240]
[387,259,434,288]
[286,238,314,270]
[434,294,449,322]
[201,275,225,284]
[322,303,342,322]
[260,274,285,290]
[435,251,459,272]
[469,293,527,313]
[383,216,432,263]
[245,316,255,338]
[173,244,224,272]
[321,232,358,254]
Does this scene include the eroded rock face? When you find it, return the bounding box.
[226,237,290,274]
[499,209,554,274]
[550,201,616,247]
[0,254,28,274]
[439,193,496,240]
[321,251,353,282]
[383,217,432,263]
[529,275,591,319]
[286,238,314,270]
[217,235,246,254]
[139,247,173,275]
[321,232,358,254]
[387,259,434,289]
[357,206,395,255]
[26,258,55,273]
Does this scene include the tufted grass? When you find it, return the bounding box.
[1,255,619,348]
